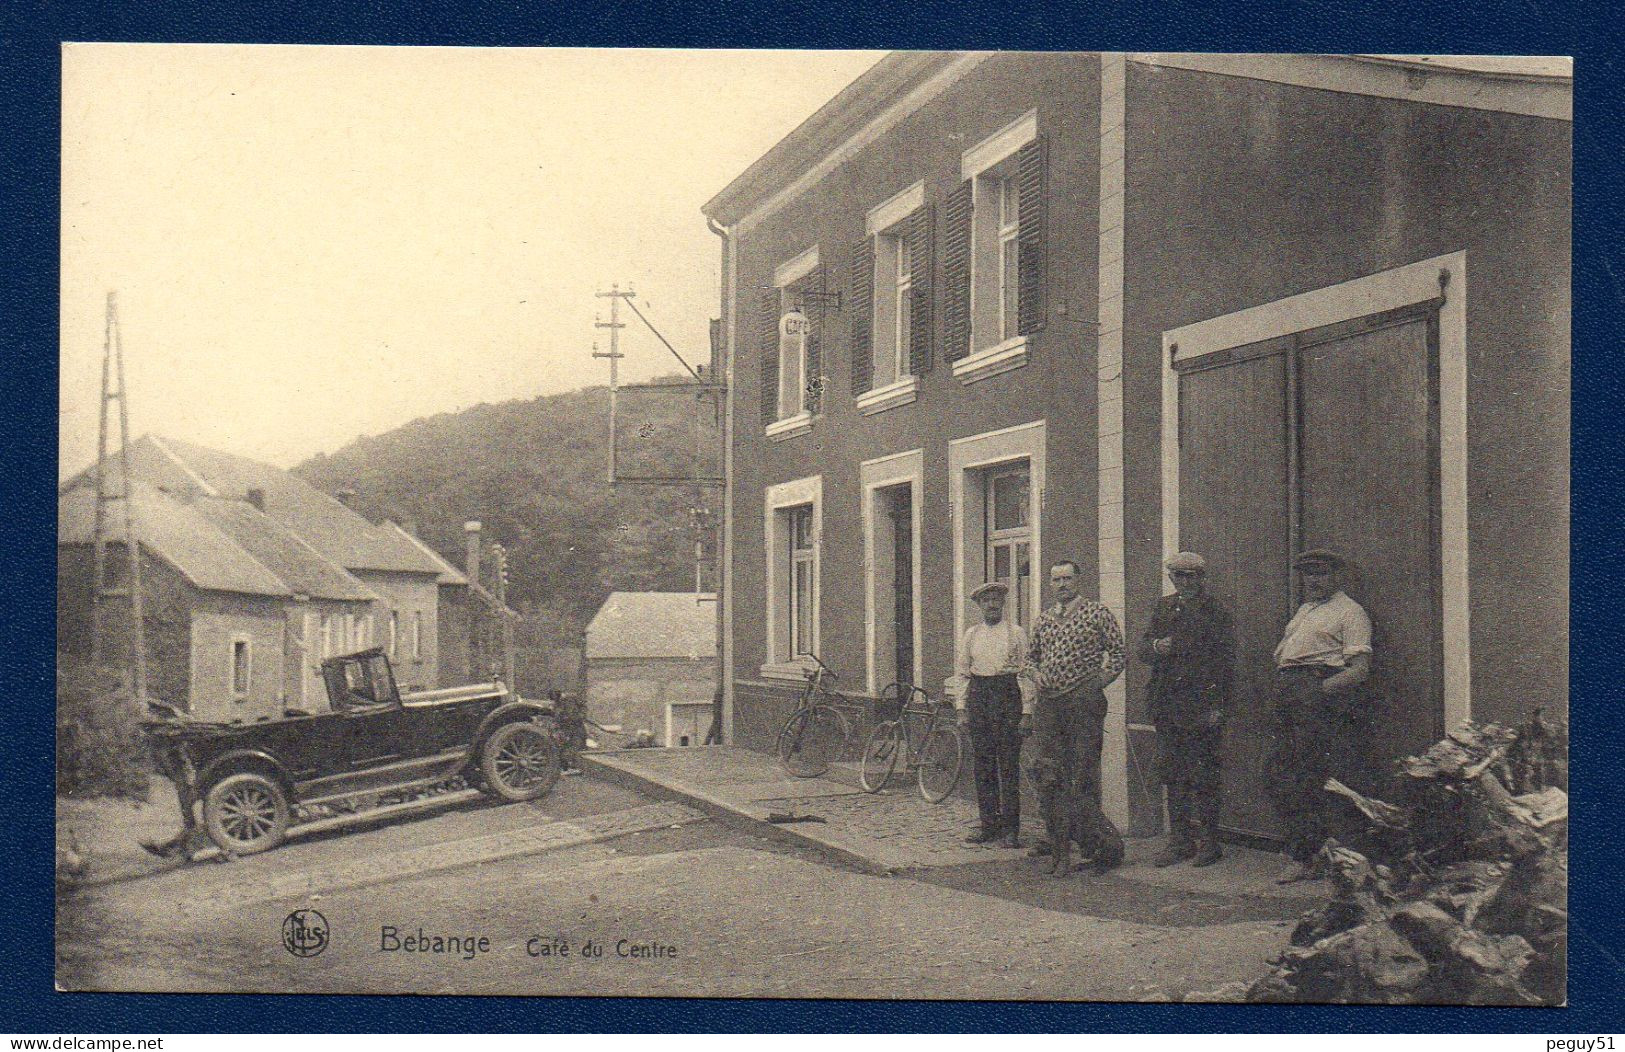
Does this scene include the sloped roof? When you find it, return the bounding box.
[63,435,444,577]
[59,482,291,598]
[380,521,468,586]
[585,592,717,660]
[193,499,378,602]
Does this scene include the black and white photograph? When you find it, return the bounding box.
[54,47,1570,1004]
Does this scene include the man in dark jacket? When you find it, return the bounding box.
[1138,551,1235,868]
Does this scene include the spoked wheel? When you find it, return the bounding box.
[859,720,903,793]
[917,725,966,803]
[778,705,848,778]
[480,721,562,802]
[204,772,291,854]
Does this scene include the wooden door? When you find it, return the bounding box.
[1178,342,1293,838]
[1298,309,1443,775]
[889,488,915,687]
[1175,302,1444,839]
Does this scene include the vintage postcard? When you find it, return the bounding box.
[56,47,1570,1002]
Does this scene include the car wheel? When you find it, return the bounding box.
[480,721,561,802]
[204,773,291,854]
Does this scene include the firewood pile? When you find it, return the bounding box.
[1247,709,1567,1005]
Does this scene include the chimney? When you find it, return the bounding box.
[246,487,265,511]
[464,520,482,585]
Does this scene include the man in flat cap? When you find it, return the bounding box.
[1269,549,1373,883]
[1138,552,1234,868]
[948,581,1033,847]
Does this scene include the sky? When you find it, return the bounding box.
[59,45,886,477]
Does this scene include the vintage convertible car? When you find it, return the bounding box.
[143,648,561,855]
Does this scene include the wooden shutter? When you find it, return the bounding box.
[1017,135,1048,337]
[758,285,780,425]
[907,203,935,376]
[849,237,874,396]
[804,266,823,414]
[941,179,973,362]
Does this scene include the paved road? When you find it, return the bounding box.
[57,774,1301,1000]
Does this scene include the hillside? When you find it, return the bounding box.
[293,379,718,634]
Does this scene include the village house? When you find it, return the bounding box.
[702,53,1570,839]
[585,592,719,748]
[58,434,461,716]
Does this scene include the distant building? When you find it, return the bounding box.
[585,592,718,747]
[59,434,455,716]
[703,53,1570,838]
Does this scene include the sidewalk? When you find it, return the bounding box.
[580,745,1325,904]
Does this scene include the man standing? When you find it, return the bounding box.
[949,581,1032,848]
[1025,559,1127,877]
[1269,549,1373,883]
[1139,552,1235,868]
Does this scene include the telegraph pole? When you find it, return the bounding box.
[90,291,148,700]
[594,284,634,485]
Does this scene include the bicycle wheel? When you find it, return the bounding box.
[858,720,902,793]
[917,724,966,803]
[778,705,847,777]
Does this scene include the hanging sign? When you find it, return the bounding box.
[780,309,810,338]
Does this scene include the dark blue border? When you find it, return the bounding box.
[4,0,1619,1033]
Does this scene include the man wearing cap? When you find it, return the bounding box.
[1138,552,1235,868]
[948,581,1033,847]
[1269,549,1373,883]
[1024,559,1127,877]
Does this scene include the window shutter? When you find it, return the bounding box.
[759,284,780,425]
[907,203,935,376]
[804,266,823,414]
[849,237,874,396]
[1017,135,1048,337]
[941,179,973,362]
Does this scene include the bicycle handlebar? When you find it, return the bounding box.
[802,653,838,681]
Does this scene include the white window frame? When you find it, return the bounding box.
[229,634,252,700]
[320,613,333,659]
[956,110,1037,383]
[388,610,398,658]
[1162,250,1471,728]
[411,610,423,661]
[860,449,924,695]
[983,463,1034,629]
[761,474,822,680]
[861,181,925,415]
[765,247,820,439]
[950,420,1046,646]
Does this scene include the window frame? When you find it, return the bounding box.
[863,180,926,403]
[761,474,822,680]
[229,635,252,700]
[983,464,1034,628]
[766,246,820,437]
[955,110,1038,381]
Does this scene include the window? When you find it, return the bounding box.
[762,474,822,678]
[857,180,928,412]
[998,176,1021,342]
[762,246,820,437]
[411,611,423,661]
[984,466,1033,625]
[230,637,251,697]
[320,614,333,658]
[945,111,1045,382]
[789,505,815,659]
[389,611,398,657]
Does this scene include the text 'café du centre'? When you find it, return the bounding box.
[701,52,1568,839]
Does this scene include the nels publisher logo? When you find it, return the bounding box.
[282,909,329,958]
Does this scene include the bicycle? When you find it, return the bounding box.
[775,653,854,778]
[858,681,967,802]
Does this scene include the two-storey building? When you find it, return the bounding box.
[703,52,1570,838]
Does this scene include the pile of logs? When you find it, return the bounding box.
[1248,709,1567,1005]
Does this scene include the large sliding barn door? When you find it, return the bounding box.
[1176,303,1443,840]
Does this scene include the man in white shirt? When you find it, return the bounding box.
[948,581,1033,847]
[1268,548,1373,883]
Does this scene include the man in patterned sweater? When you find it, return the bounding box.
[1024,559,1127,877]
